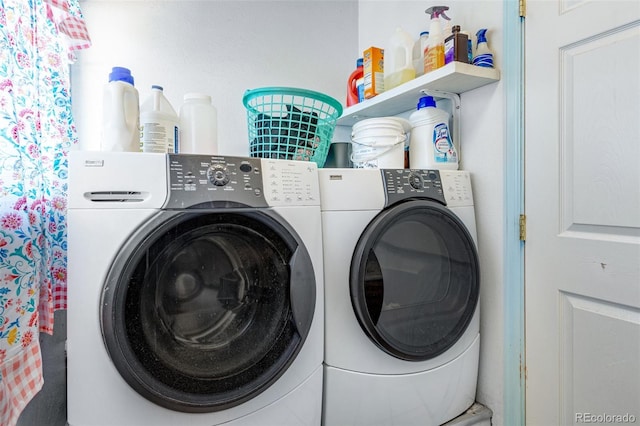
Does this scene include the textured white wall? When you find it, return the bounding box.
[356,1,506,424]
[71,0,359,154]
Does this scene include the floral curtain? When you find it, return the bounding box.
[0,0,89,424]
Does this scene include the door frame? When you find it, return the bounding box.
[503,0,526,424]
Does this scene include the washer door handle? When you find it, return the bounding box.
[288,247,316,338]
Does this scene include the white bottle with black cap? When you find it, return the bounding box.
[140,85,179,153]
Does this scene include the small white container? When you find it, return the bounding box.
[101,67,140,152]
[409,96,458,170]
[178,93,218,155]
[351,117,410,169]
[412,31,429,77]
[140,85,179,153]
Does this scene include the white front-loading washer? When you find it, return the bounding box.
[319,168,480,426]
[67,152,324,426]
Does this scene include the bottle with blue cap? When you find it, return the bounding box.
[101,66,140,152]
[408,95,458,170]
[412,31,429,76]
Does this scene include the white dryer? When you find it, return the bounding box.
[67,152,324,426]
[319,168,480,426]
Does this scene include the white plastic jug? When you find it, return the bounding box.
[179,93,218,155]
[409,96,458,170]
[140,85,180,153]
[101,67,140,152]
[383,28,416,91]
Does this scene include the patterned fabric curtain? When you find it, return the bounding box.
[0,0,89,424]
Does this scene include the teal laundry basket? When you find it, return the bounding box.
[243,87,343,167]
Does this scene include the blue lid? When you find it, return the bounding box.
[151,85,164,91]
[420,31,429,36]
[417,96,436,110]
[356,57,363,67]
[109,67,134,85]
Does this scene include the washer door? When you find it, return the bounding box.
[350,200,479,361]
[101,210,315,413]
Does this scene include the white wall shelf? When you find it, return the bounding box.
[337,61,500,126]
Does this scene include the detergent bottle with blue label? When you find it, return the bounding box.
[409,96,458,170]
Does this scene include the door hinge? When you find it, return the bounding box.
[519,214,526,241]
[519,0,526,17]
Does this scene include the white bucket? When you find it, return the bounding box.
[351,117,410,168]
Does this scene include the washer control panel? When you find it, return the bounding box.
[164,154,319,209]
[382,169,446,206]
[439,170,474,207]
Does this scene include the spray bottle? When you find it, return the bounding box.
[423,6,451,74]
[472,28,494,68]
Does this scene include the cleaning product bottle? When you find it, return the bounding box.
[409,96,458,170]
[423,6,450,74]
[444,25,470,64]
[356,74,365,103]
[346,58,364,107]
[179,93,218,155]
[412,31,429,77]
[460,30,473,63]
[101,66,140,152]
[383,27,416,91]
[472,28,494,68]
[140,85,180,153]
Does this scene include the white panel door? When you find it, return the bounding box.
[525,1,640,425]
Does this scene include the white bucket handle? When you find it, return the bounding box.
[350,132,407,148]
[350,133,407,164]
[350,145,400,164]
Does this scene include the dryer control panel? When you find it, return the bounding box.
[382,169,447,207]
[164,154,319,209]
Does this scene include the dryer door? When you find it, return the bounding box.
[350,199,479,361]
[101,210,315,413]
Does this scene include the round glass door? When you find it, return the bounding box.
[101,210,315,413]
[350,200,479,361]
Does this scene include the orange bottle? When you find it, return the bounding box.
[346,58,364,107]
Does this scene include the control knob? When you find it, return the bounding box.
[207,164,230,186]
[408,172,423,190]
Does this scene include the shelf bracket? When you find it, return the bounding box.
[419,89,462,166]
